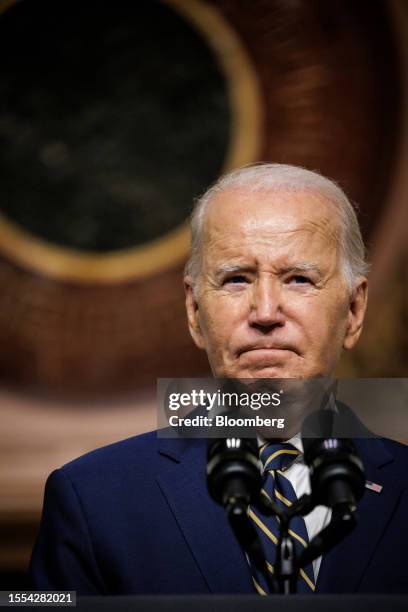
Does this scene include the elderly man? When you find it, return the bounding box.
[184,164,367,380]
[31,164,408,595]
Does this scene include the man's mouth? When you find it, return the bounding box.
[238,343,298,357]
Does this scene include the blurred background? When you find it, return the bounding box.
[0,0,407,589]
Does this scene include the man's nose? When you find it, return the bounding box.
[248,278,285,329]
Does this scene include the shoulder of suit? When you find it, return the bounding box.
[59,429,160,480]
[380,436,408,460]
[57,430,205,483]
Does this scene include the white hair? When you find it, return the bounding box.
[185,163,369,294]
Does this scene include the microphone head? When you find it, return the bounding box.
[301,409,336,459]
[207,437,262,508]
[301,410,365,507]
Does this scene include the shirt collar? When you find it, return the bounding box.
[257,393,339,464]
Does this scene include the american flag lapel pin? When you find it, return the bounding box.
[365,480,383,494]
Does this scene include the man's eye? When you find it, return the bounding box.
[224,275,248,285]
[289,275,312,285]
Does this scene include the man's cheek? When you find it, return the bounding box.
[209,328,226,356]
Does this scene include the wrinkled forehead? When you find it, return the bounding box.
[202,186,342,246]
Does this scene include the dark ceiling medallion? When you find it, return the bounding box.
[0,0,261,282]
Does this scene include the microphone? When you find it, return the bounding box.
[207,437,278,592]
[301,410,365,509]
[207,437,262,512]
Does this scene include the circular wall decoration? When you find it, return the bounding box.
[0,0,261,282]
[0,0,402,393]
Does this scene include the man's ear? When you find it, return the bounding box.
[184,276,206,350]
[343,277,368,350]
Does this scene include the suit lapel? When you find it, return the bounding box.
[317,437,405,592]
[156,437,254,594]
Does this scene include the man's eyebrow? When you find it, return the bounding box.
[213,262,324,278]
[214,263,252,276]
[281,263,323,274]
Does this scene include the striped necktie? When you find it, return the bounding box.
[248,442,316,595]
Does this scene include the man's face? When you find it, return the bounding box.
[185,187,367,379]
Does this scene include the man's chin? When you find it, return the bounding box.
[235,365,296,379]
[249,366,291,378]
[232,351,302,379]
[214,356,304,379]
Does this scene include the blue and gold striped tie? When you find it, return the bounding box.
[248,442,316,595]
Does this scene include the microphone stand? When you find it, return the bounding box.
[224,487,313,594]
[225,495,276,593]
[256,491,315,594]
[298,502,357,569]
[274,515,296,594]
[226,489,358,595]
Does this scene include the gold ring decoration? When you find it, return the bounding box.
[0,0,262,284]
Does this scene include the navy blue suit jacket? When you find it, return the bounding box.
[30,430,408,595]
